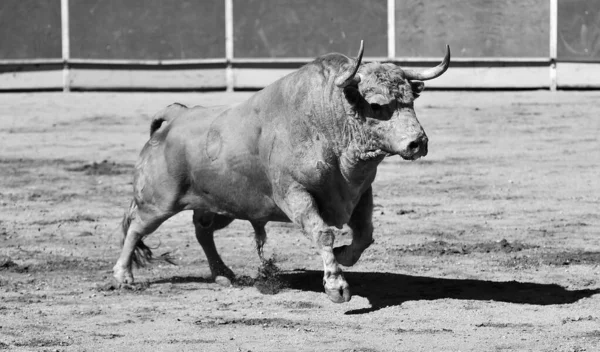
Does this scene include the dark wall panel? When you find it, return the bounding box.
[395,0,549,58]
[70,0,225,60]
[234,0,387,58]
[558,0,600,62]
[0,0,61,59]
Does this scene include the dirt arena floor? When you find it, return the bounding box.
[1,90,599,352]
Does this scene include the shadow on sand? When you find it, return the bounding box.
[151,276,214,285]
[278,270,600,315]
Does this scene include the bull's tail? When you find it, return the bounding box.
[149,118,167,137]
[149,102,188,136]
[121,199,176,268]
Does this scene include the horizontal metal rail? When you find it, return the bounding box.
[0,57,551,66]
[68,58,228,66]
[0,59,64,65]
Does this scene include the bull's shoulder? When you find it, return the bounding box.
[268,134,337,187]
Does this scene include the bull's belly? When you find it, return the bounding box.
[211,195,289,222]
[182,181,289,222]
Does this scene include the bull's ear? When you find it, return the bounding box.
[411,81,425,95]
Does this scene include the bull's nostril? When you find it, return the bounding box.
[407,141,420,150]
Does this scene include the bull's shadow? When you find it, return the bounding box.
[279,270,600,315]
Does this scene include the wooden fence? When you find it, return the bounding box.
[1,0,599,91]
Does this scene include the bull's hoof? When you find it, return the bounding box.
[209,264,235,286]
[323,272,351,303]
[325,286,352,303]
[215,275,233,287]
[113,265,134,285]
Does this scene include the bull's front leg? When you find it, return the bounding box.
[279,186,351,303]
[333,187,375,267]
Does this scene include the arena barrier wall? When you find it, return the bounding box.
[1,0,599,91]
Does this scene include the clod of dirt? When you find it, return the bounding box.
[397,239,537,256]
[95,281,149,292]
[95,282,118,291]
[543,251,600,266]
[562,315,597,324]
[92,333,124,339]
[502,255,542,269]
[254,258,286,295]
[277,300,322,310]
[0,257,28,273]
[194,317,300,329]
[13,338,71,348]
[474,322,534,328]
[233,275,255,287]
[394,328,454,334]
[0,256,18,270]
[469,239,535,253]
[66,160,132,175]
[194,318,230,326]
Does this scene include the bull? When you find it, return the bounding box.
[113,41,450,303]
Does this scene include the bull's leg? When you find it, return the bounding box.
[279,187,350,303]
[334,187,374,266]
[251,221,267,263]
[192,211,235,282]
[113,200,173,285]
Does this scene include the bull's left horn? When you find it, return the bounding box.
[403,45,451,81]
[336,40,364,88]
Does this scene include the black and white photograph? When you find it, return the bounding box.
[1,0,599,351]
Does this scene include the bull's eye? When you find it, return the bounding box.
[370,103,381,112]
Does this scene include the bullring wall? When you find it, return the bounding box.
[0,0,599,90]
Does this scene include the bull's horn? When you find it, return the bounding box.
[336,40,364,87]
[403,45,451,81]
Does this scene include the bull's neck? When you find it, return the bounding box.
[339,142,384,187]
[248,66,354,155]
[337,100,386,185]
[245,65,382,185]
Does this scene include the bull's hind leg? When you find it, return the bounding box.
[193,211,235,282]
[113,200,174,285]
[251,221,267,263]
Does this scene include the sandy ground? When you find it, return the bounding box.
[0,90,599,352]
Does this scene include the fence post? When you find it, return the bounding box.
[387,0,395,60]
[225,0,234,92]
[550,0,557,91]
[61,0,70,92]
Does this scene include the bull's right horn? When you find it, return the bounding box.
[336,40,364,88]
[403,45,451,81]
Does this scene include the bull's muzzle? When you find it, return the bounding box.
[398,134,428,160]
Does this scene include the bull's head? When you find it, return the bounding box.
[339,41,450,161]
